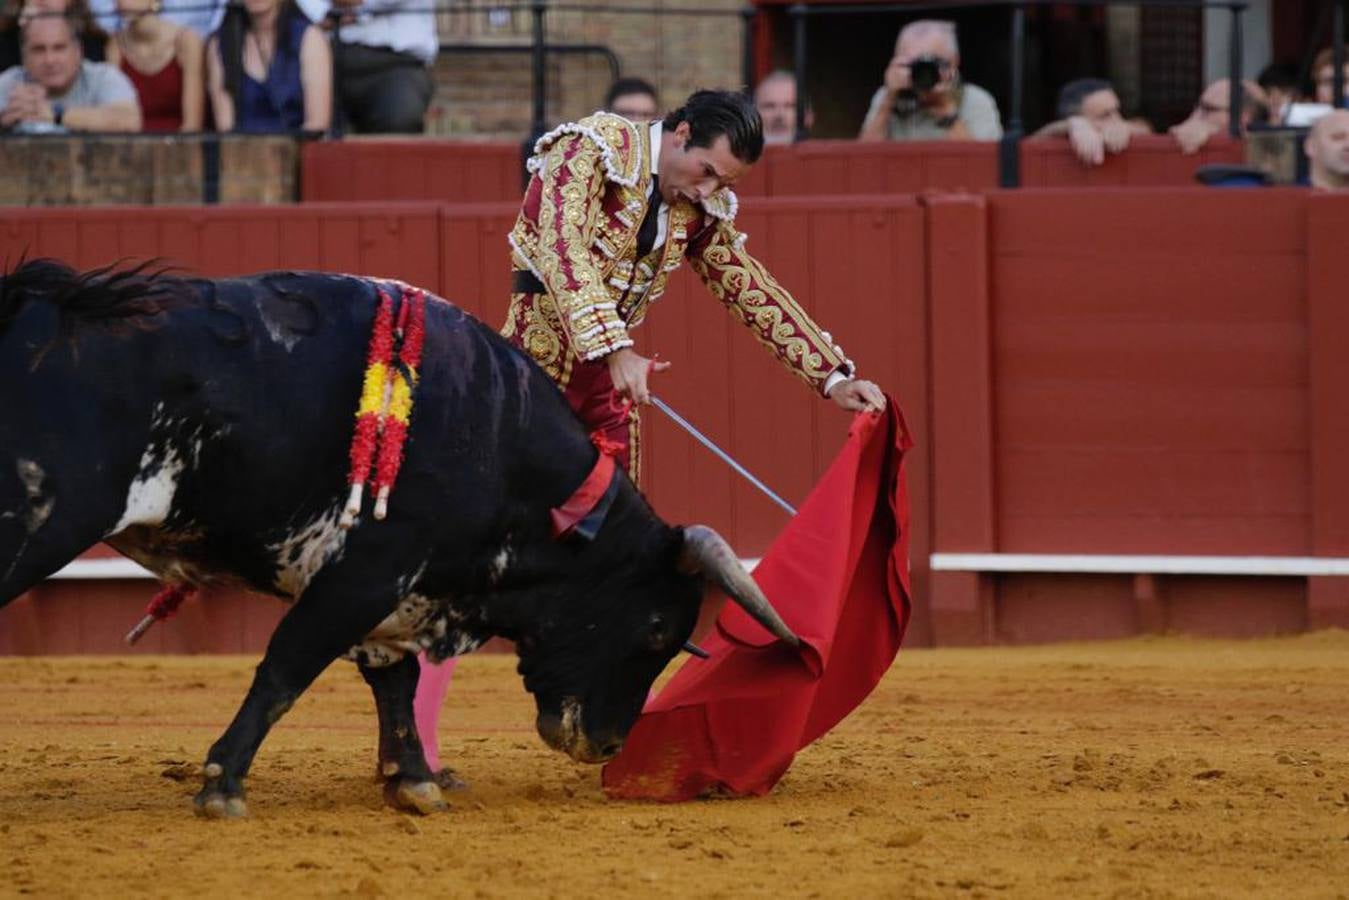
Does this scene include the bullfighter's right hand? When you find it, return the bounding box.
[607,347,671,407]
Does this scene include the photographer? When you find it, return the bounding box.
[859,19,1001,142]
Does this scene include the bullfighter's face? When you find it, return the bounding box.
[515,536,703,764]
[658,121,748,206]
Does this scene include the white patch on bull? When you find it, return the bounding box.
[255,296,304,352]
[395,562,428,598]
[488,545,513,585]
[108,443,185,536]
[16,459,53,533]
[268,505,348,597]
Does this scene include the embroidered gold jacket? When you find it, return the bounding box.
[502,112,853,395]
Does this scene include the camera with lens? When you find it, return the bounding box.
[908,56,946,92]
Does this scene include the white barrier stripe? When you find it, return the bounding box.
[45,557,765,581]
[930,553,1349,577]
[47,559,156,580]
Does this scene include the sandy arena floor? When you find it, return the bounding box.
[1,632,1347,899]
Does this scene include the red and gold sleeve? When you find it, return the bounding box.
[533,134,632,361]
[688,219,853,395]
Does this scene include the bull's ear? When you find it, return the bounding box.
[678,525,800,647]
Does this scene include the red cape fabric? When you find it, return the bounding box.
[601,400,913,801]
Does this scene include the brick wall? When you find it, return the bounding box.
[426,0,745,139]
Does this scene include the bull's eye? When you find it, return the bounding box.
[646,615,671,651]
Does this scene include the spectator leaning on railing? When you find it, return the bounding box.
[1257,62,1302,125]
[1306,108,1349,191]
[859,19,1001,142]
[206,0,330,133]
[298,0,435,134]
[0,10,139,132]
[1169,77,1268,155]
[106,0,202,131]
[1032,77,1150,166]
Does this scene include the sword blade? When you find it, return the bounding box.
[649,395,798,517]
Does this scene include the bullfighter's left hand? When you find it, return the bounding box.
[829,378,886,413]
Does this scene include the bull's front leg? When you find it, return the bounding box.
[359,655,450,815]
[195,568,400,818]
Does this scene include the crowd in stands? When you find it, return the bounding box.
[0,4,1345,191]
[0,0,433,133]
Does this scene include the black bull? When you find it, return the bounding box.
[0,260,799,817]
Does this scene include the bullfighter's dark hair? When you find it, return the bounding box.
[1056,78,1115,120]
[0,258,183,343]
[662,89,764,165]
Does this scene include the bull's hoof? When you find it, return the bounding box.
[432,767,470,793]
[194,792,249,819]
[386,778,448,816]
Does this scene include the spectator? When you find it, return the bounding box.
[1032,77,1150,166]
[1306,108,1349,190]
[0,11,139,131]
[1,0,106,71]
[1257,61,1302,125]
[754,68,811,144]
[206,0,329,133]
[1169,78,1267,155]
[298,0,434,134]
[859,19,1001,142]
[106,0,202,131]
[1312,47,1349,106]
[604,75,658,121]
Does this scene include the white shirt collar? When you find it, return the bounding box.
[648,120,662,180]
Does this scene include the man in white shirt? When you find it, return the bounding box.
[298,0,436,133]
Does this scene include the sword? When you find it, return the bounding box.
[649,395,798,517]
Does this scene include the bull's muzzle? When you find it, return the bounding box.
[535,699,624,763]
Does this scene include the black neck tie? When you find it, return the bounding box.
[635,175,661,261]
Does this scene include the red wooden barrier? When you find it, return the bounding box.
[301,140,523,203]
[1019,135,1245,187]
[295,136,1242,204]
[749,140,999,195]
[925,187,1334,645]
[4,190,1347,653]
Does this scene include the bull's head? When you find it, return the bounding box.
[516,525,798,764]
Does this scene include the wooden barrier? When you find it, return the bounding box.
[1019,135,1244,187]
[295,135,1244,204]
[0,135,299,206]
[301,140,525,204]
[3,189,1347,653]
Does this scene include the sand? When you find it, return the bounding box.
[1,632,1347,899]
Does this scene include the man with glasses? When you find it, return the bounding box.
[1170,77,1268,155]
[858,18,1001,142]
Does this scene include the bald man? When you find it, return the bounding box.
[1306,109,1349,190]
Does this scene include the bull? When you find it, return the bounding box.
[0,259,798,817]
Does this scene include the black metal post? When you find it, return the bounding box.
[1228,2,1243,137]
[791,4,808,141]
[201,135,220,205]
[531,0,548,138]
[1334,0,1346,109]
[327,11,345,139]
[999,4,1026,188]
[741,6,756,92]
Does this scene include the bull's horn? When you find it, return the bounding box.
[678,525,800,647]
